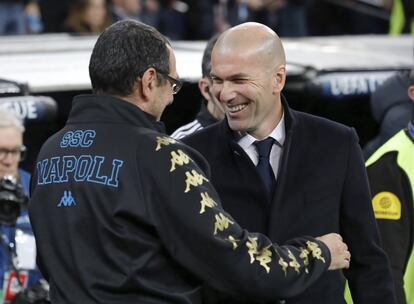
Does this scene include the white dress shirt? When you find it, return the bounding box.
[237,113,285,180]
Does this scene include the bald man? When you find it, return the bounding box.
[183,22,396,304]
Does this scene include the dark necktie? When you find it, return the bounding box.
[253,137,275,196]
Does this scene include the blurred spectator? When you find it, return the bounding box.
[110,0,142,22]
[185,0,215,39]
[307,0,389,35]
[363,71,412,159]
[0,0,26,35]
[213,0,230,33]
[64,0,112,34]
[159,0,188,40]
[23,0,43,34]
[390,0,414,34]
[38,0,70,33]
[266,0,309,37]
[219,0,309,37]
[224,0,258,26]
[0,0,42,35]
[140,0,161,28]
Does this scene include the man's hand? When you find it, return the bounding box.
[316,233,351,270]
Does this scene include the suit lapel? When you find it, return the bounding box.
[220,121,271,210]
[268,100,307,241]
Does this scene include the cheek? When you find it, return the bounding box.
[161,89,172,107]
[211,84,222,99]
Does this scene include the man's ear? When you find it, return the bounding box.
[198,77,212,101]
[273,65,286,94]
[408,85,414,103]
[141,68,157,100]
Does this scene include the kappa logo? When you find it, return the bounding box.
[58,190,77,207]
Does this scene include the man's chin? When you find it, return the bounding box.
[227,121,247,133]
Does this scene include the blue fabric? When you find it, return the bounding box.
[408,121,414,141]
[0,169,40,301]
[18,169,30,197]
[253,138,275,197]
[0,3,25,35]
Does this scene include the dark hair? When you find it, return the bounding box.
[201,34,220,78]
[89,20,170,96]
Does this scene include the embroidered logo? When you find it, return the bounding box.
[246,237,259,263]
[155,136,176,151]
[57,190,77,207]
[226,235,240,250]
[184,170,209,193]
[170,149,190,172]
[287,249,301,274]
[306,241,326,263]
[213,213,234,235]
[246,237,273,273]
[299,247,310,273]
[256,246,272,274]
[279,257,288,276]
[199,192,218,214]
[372,191,401,220]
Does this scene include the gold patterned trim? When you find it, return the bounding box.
[155,136,177,151]
[213,213,234,235]
[170,149,190,172]
[184,170,209,193]
[199,192,218,214]
[306,241,326,263]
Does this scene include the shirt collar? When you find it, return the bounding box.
[238,111,285,150]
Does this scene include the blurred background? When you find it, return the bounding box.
[0,0,413,172]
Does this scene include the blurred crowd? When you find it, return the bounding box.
[0,0,412,39]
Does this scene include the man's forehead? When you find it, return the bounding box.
[211,52,260,76]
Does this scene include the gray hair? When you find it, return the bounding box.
[0,108,25,133]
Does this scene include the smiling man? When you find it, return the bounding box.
[183,22,396,304]
[29,20,351,304]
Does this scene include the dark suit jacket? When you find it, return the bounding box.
[183,99,396,304]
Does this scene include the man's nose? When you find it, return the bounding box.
[1,153,18,165]
[218,81,236,103]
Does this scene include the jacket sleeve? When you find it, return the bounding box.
[140,135,331,302]
[340,128,397,303]
[366,152,413,304]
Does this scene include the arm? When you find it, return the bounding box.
[341,128,397,303]
[366,152,413,304]
[143,135,347,302]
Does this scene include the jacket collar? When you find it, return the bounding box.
[67,94,166,133]
[196,102,220,128]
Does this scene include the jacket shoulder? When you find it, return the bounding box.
[138,129,212,178]
[293,110,354,138]
[182,122,223,150]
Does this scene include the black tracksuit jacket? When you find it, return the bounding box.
[29,94,331,303]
